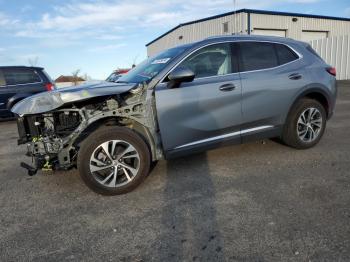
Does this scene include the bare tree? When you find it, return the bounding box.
[83,73,92,81]
[132,54,139,68]
[71,69,81,86]
[28,56,39,67]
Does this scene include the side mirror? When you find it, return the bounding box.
[167,67,195,88]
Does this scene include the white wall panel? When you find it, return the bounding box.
[301,31,328,42]
[252,29,286,37]
[311,35,350,80]
[146,11,350,80]
[147,13,247,56]
[250,13,350,40]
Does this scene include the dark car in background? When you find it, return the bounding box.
[0,66,55,118]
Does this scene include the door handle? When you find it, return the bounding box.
[289,73,302,80]
[219,83,236,92]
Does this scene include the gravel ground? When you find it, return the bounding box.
[0,81,349,262]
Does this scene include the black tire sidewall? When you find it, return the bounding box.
[284,99,327,149]
[77,126,151,195]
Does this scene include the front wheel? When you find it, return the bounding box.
[282,98,327,149]
[77,126,151,195]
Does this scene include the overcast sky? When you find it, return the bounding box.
[0,0,349,80]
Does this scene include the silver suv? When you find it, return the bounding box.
[12,35,337,195]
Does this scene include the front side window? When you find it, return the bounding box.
[3,69,41,85]
[179,43,232,79]
[239,42,278,72]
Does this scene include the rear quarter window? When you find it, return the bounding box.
[3,68,42,85]
[275,44,299,65]
[306,45,323,60]
[41,69,53,83]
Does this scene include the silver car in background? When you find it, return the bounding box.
[12,35,337,195]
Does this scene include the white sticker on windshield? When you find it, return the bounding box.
[151,58,171,64]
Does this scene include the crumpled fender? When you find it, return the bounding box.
[11,81,138,116]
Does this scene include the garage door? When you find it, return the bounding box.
[252,29,286,38]
[301,31,328,42]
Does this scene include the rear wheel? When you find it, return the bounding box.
[78,126,151,195]
[282,98,327,149]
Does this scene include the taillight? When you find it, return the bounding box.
[45,83,54,91]
[326,67,336,77]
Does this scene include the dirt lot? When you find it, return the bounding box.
[0,82,349,262]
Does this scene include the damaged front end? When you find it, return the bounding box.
[17,110,82,175]
[12,81,162,176]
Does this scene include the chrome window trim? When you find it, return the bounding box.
[174,125,274,150]
[4,81,43,87]
[160,40,302,83]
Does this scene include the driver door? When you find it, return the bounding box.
[155,42,242,157]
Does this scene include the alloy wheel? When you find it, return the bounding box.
[297,107,323,143]
[89,140,140,188]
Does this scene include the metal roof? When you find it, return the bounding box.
[146,9,350,47]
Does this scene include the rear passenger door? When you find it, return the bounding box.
[238,41,306,140]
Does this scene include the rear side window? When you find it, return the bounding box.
[3,69,41,85]
[239,42,278,72]
[275,44,299,65]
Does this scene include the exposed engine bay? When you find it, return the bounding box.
[15,83,162,175]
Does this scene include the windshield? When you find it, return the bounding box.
[106,72,121,82]
[117,45,189,84]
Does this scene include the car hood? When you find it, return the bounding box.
[11,81,138,116]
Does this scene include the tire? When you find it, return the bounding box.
[77,126,151,195]
[149,161,159,174]
[282,98,327,149]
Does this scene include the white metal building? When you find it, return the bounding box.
[146,9,350,57]
[310,35,350,80]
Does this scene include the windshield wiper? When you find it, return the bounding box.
[116,80,129,83]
